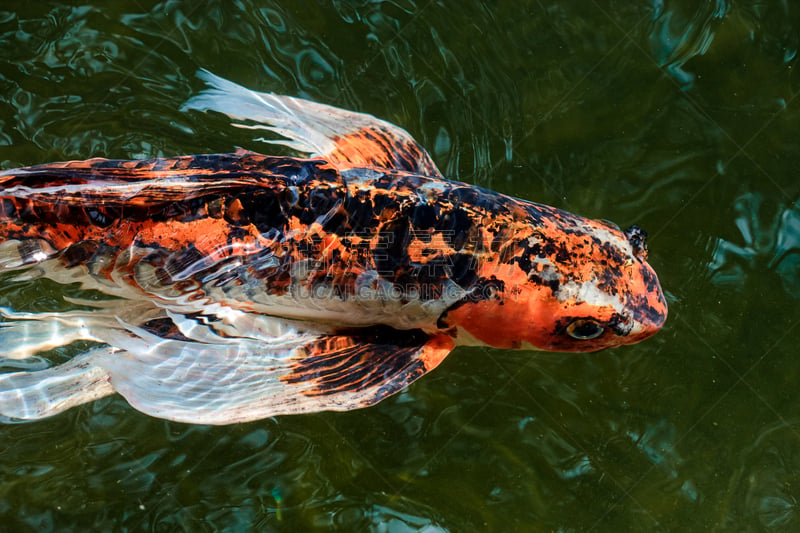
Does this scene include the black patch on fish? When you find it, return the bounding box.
[308,186,344,219]
[625,225,648,260]
[84,206,119,228]
[61,241,98,268]
[509,236,558,274]
[231,191,288,231]
[629,294,667,326]
[226,225,249,243]
[285,326,430,396]
[609,313,633,336]
[410,203,437,230]
[0,198,17,218]
[374,218,410,280]
[186,154,247,171]
[321,207,348,236]
[445,275,505,312]
[593,238,625,267]
[596,268,621,295]
[450,253,479,287]
[343,193,378,233]
[436,207,473,250]
[140,317,193,341]
[165,245,207,279]
[641,265,660,294]
[372,191,400,213]
[528,272,560,295]
[554,243,571,264]
[449,185,508,216]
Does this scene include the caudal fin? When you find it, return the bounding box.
[0,348,115,421]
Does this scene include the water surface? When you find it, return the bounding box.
[1,0,800,531]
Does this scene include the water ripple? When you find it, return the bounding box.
[725,421,800,530]
[649,0,729,89]
[709,193,800,299]
[0,0,798,530]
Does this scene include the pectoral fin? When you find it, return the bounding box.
[99,324,453,424]
[281,327,454,404]
[0,317,454,424]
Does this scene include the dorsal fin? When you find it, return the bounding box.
[182,69,443,178]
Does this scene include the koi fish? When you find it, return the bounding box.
[0,71,667,424]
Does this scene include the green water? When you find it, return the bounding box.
[0,0,799,530]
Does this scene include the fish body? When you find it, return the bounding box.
[0,71,667,424]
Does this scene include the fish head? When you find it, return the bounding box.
[447,206,667,352]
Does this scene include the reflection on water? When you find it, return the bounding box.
[709,193,800,298]
[626,418,698,502]
[726,422,800,530]
[649,0,728,88]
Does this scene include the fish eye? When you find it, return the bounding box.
[566,319,604,340]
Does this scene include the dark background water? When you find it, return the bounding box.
[1,0,799,531]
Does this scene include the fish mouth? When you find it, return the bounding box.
[627,317,662,341]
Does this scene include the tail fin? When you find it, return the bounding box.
[0,303,164,359]
[0,348,114,421]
